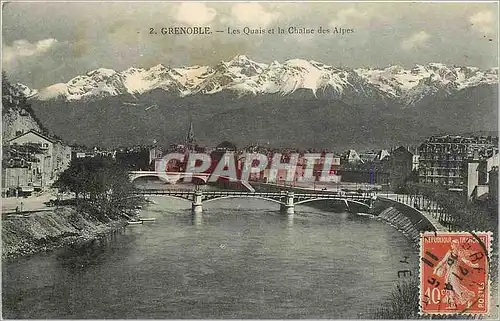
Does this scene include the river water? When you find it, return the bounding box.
[2,197,418,319]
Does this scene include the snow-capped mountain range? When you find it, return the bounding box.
[21,55,498,106]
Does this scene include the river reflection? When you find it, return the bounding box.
[3,197,418,319]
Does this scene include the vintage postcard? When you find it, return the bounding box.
[1,1,498,319]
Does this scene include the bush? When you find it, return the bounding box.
[373,278,419,319]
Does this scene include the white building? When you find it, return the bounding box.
[467,150,499,201]
[7,130,71,188]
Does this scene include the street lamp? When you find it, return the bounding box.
[16,175,20,198]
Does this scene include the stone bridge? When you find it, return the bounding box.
[133,189,376,214]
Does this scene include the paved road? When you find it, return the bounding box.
[1,191,60,215]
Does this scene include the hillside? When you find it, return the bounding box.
[2,74,43,142]
[30,84,497,150]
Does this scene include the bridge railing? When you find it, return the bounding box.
[381,193,461,230]
[133,189,373,201]
[134,190,287,196]
[294,193,372,199]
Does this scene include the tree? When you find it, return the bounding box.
[54,156,141,220]
[406,182,497,233]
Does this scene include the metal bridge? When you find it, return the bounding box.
[133,189,375,214]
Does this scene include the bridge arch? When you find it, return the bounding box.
[129,171,255,192]
[203,195,285,205]
[129,172,210,184]
[295,197,336,206]
[130,174,172,183]
[294,198,372,211]
[145,194,193,203]
[348,200,372,207]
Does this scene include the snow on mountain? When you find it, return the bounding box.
[193,56,372,99]
[122,64,188,96]
[258,59,326,96]
[172,65,212,89]
[37,68,128,101]
[24,57,498,105]
[256,59,377,99]
[36,83,70,101]
[35,66,187,101]
[226,54,268,76]
[355,63,498,106]
[193,55,267,95]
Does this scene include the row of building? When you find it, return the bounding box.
[2,130,165,196]
[150,135,498,203]
[3,127,498,203]
[158,128,499,202]
[384,135,498,203]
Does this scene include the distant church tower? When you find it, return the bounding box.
[185,119,195,151]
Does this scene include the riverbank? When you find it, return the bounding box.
[2,206,127,261]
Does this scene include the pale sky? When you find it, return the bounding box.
[2,1,499,89]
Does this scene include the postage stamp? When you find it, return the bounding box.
[420,231,492,315]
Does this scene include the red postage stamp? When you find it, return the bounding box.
[420,231,491,315]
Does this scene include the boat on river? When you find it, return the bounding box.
[127,221,143,225]
[139,218,156,222]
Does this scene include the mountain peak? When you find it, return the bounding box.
[284,58,316,68]
[426,62,448,69]
[225,55,267,69]
[230,54,252,62]
[87,68,117,77]
[150,63,169,72]
[123,66,144,74]
[21,59,498,104]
